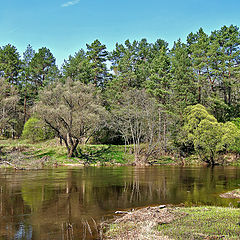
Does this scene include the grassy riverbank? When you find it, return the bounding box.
[0,138,136,168]
[0,138,239,169]
[104,206,240,240]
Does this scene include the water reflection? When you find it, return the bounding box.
[0,166,240,239]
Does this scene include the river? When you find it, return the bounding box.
[0,166,239,239]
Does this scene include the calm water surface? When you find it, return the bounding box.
[0,166,240,239]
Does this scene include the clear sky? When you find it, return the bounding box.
[1,0,240,67]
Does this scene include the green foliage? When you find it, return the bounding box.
[62,49,93,84]
[30,47,58,88]
[0,44,22,85]
[0,25,240,165]
[186,25,240,121]
[232,118,240,129]
[35,79,107,157]
[221,122,240,150]
[20,44,36,123]
[182,104,240,164]
[90,128,124,145]
[193,119,222,164]
[0,78,20,137]
[145,46,171,104]
[170,39,197,113]
[22,117,55,143]
[225,120,240,153]
[183,104,217,143]
[86,39,109,88]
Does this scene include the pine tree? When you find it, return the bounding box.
[30,47,58,89]
[209,25,240,120]
[187,28,210,104]
[62,49,93,84]
[0,44,22,85]
[86,39,109,88]
[21,44,36,123]
[170,39,197,114]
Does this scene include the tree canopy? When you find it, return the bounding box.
[34,79,106,157]
[0,25,240,164]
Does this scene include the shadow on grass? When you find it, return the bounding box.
[0,146,5,156]
[78,146,113,163]
[35,150,56,158]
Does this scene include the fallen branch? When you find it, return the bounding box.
[0,160,15,166]
[0,160,25,170]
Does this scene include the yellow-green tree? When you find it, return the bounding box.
[183,104,240,165]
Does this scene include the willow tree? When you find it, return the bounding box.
[35,79,106,157]
[0,78,19,137]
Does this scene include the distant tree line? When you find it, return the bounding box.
[0,25,240,165]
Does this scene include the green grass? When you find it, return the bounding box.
[79,144,134,164]
[1,138,239,167]
[0,138,134,166]
[148,155,176,165]
[158,207,240,239]
[230,160,240,167]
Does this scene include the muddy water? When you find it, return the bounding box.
[0,166,239,239]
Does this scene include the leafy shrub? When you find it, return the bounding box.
[22,117,55,142]
[182,104,240,164]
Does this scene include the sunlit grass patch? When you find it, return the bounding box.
[149,156,176,165]
[158,206,240,239]
[0,138,134,167]
[78,144,134,164]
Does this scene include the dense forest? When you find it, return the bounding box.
[0,25,240,165]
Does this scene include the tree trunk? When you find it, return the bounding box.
[68,148,75,158]
[198,86,201,103]
[23,94,27,124]
[59,137,63,146]
[228,86,231,106]
[163,114,167,153]
[198,72,201,103]
[67,139,79,158]
[210,151,215,166]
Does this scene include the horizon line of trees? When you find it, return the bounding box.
[1,24,240,165]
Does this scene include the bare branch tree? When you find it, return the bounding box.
[34,79,106,157]
[110,89,162,163]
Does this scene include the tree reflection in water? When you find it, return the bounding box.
[0,166,239,239]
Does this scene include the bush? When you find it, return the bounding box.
[22,117,55,142]
[182,104,240,164]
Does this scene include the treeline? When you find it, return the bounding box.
[0,25,240,165]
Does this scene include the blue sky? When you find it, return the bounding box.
[1,0,240,67]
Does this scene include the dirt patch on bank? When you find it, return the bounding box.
[220,189,240,199]
[103,206,185,240]
[0,146,53,169]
